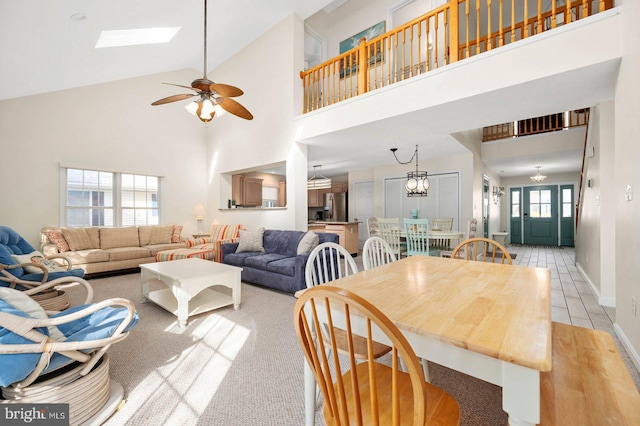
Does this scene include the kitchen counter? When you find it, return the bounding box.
[308,222,359,255]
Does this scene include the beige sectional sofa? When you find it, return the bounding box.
[40,225,185,275]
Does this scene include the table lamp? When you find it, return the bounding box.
[192,204,207,234]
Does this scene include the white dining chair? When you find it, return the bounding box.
[362,236,397,270]
[430,217,454,249]
[304,242,392,363]
[377,218,407,258]
[366,217,380,237]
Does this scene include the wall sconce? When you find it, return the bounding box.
[492,186,505,204]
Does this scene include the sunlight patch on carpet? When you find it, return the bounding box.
[119,313,250,424]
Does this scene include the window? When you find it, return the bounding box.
[529,189,552,218]
[562,188,573,218]
[121,174,159,226]
[511,189,521,218]
[63,168,160,227]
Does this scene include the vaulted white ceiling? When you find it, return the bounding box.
[0,0,331,100]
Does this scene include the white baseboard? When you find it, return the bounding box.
[613,323,640,374]
[575,261,616,307]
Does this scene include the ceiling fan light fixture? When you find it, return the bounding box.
[150,0,252,123]
[185,101,199,115]
[200,98,215,118]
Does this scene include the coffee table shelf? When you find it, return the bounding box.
[141,258,242,326]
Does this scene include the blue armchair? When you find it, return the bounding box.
[0,226,91,310]
[0,286,138,424]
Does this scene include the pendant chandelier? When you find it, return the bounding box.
[390,145,430,197]
[530,166,547,183]
[307,165,332,189]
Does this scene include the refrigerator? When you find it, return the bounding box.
[324,192,347,222]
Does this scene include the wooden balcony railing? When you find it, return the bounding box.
[300,0,612,114]
[482,108,590,141]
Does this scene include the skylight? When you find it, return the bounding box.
[95,27,181,48]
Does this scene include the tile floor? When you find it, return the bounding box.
[508,244,640,388]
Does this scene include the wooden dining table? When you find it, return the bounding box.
[303,255,551,426]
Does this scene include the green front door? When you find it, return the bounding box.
[510,188,522,244]
[560,185,575,246]
[523,186,558,245]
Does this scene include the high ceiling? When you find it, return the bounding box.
[0,0,330,101]
[0,1,620,181]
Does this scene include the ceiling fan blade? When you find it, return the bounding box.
[151,94,197,106]
[210,83,244,97]
[218,97,253,120]
[162,82,201,92]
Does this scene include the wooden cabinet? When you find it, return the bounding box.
[331,183,349,193]
[277,182,286,207]
[244,178,263,206]
[232,175,263,207]
[308,188,330,208]
[325,223,359,255]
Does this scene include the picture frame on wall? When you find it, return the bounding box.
[339,21,386,78]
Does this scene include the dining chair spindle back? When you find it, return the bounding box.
[377,218,406,258]
[294,285,461,426]
[362,236,397,270]
[451,237,513,265]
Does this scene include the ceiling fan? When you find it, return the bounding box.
[151,0,253,123]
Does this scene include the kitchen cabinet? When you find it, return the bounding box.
[331,183,349,193]
[308,222,359,256]
[232,175,263,207]
[278,182,286,207]
[308,188,330,208]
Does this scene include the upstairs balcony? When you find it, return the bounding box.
[300,0,613,114]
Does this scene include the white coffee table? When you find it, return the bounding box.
[141,258,242,327]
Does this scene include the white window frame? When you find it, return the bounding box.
[60,166,161,227]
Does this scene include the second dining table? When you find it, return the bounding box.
[303,255,551,426]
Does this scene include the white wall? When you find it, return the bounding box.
[0,69,208,246]
[614,0,640,368]
[204,15,308,232]
[349,151,473,227]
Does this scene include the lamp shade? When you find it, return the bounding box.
[192,204,207,219]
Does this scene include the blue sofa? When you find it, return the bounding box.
[221,230,338,294]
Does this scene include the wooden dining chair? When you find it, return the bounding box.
[294,286,461,426]
[305,242,391,361]
[362,236,397,270]
[450,237,513,265]
[377,217,407,258]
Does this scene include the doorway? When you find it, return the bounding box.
[523,186,558,245]
[483,176,489,238]
[353,181,374,248]
[510,184,574,246]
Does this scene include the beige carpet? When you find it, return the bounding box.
[67,273,507,425]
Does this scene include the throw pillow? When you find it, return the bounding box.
[297,231,319,255]
[44,229,70,252]
[11,251,62,274]
[62,228,92,251]
[171,225,183,243]
[149,225,174,245]
[236,228,265,253]
[0,287,65,341]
